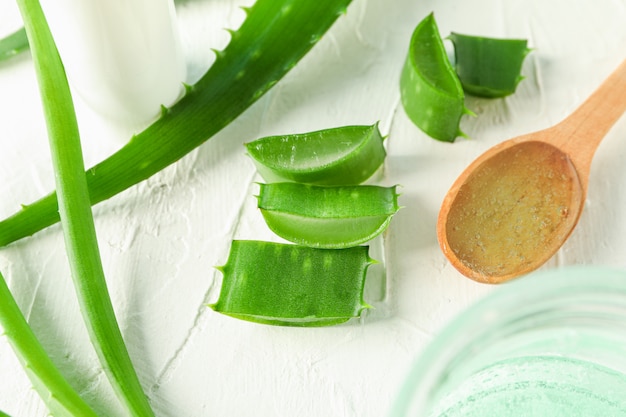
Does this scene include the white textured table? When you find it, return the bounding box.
[1,0,626,416]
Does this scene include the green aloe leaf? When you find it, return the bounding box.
[449,32,531,98]
[258,182,400,248]
[16,0,153,415]
[0,27,28,62]
[210,240,374,327]
[0,271,98,417]
[400,13,472,142]
[245,123,386,185]
[0,0,352,247]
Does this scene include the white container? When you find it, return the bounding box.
[40,0,186,126]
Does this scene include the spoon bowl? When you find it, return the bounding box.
[438,59,626,283]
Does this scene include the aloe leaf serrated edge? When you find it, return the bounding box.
[0,0,353,247]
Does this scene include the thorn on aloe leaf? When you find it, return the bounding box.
[224,28,238,41]
[182,82,194,94]
[211,48,225,59]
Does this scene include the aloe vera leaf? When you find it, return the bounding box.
[0,0,352,247]
[245,123,386,185]
[0,27,28,62]
[449,32,531,98]
[400,13,472,142]
[0,271,98,417]
[210,240,373,327]
[258,183,399,248]
[17,0,153,415]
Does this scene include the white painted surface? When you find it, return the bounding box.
[1,0,625,416]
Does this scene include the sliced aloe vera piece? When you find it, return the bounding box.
[449,32,530,98]
[400,13,471,142]
[210,240,373,327]
[245,123,386,185]
[257,182,399,248]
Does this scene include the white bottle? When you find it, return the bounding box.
[40,0,186,127]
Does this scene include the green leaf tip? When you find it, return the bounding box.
[210,48,225,59]
[456,129,471,140]
[463,106,477,118]
[224,28,238,41]
[182,82,194,94]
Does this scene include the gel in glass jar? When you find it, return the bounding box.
[390,266,626,417]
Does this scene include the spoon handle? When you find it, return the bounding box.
[554,59,626,176]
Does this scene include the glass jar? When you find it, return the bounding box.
[390,266,626,417]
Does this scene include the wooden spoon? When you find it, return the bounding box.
[437,59,626,284]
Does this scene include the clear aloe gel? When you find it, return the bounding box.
[39,0,186,125]
[444,141,582,281]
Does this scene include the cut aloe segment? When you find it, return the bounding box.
[400,13,471,142]
[257,182,399,248]
[210,240,373,327]
[245,123,386,185]
[449,32,530,98]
